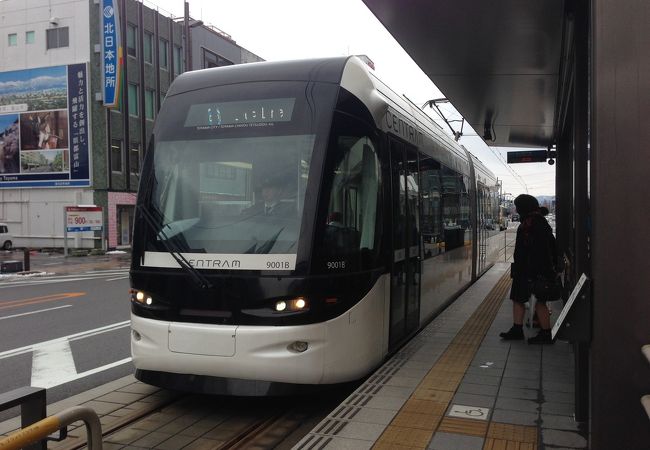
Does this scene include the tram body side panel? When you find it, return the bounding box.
[419,246,473,326]
[131,275,390,385]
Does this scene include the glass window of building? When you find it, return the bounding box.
[130,143,140,174]
[144,89,155,120]
[143,32,153,64]
[128,83,139,117]
[26,31,35,44]
[8,33,17,46]
[202,48,233,69]
[126,23,137,58]
[173,45,183,75]
[111,139,123,172]
[159,38,168,69]
[46,27,69,49]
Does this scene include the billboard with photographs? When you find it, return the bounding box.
[0,64,90,188]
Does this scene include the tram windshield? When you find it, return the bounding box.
[146,134,314,259]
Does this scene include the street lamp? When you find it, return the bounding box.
[184,1,203,71]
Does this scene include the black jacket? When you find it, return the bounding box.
[512,212,556,280]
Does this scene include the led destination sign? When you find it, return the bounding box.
[185,98,295,128]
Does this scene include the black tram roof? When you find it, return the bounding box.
[167,57,351,97]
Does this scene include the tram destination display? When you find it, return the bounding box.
[184,98,295,128]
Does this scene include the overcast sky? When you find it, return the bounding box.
[150,0,555,197]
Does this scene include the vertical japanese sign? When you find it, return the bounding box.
[0,64,91,188]
[101,0,122,108]
[68,64,90,180]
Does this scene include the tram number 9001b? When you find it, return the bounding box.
[327,261,346,270]
[267,261,291,269]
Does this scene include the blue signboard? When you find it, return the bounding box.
[0,64,91,188]
[101,0,122,108]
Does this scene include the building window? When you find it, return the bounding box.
[26,31,35,44]
[130,143,140,174]
[173,46,183,75]
[144,89,155,120]
[117,205,134,246]
[160,91,166,107]
[143,32,153,64]
[159,38,168,69]
[8,33,17,46]
[46,27,69,49]
[111,139,123,173]
[202,48,233,69]
[128,83,138,117]
[126,24,137,58]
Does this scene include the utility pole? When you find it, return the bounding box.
[184,1,190,71]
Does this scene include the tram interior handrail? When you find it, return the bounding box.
[642,345,650,365]
[0,405,103,450]
[642,395,650,421]
[642,346,650,421]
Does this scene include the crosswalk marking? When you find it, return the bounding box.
[31,340,77,389]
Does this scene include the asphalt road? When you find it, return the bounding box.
[0,268,133,417]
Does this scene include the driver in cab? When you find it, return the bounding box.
[242,177,295,218]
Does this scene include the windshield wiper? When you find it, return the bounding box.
[255,228,284,254]
[137,202,213,290]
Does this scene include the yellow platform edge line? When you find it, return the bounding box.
[373,268,537,449]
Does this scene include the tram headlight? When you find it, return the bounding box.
[274,297,309,313]
[130,289,153,306]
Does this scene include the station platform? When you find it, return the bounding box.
[296,263,587,449]
[0,262,588,449]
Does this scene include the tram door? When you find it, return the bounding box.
[389,139,422,349]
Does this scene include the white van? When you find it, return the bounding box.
[0,223,12,250]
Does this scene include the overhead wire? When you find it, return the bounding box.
[421,98,531,194]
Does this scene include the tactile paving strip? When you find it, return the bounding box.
[372,269,532,449]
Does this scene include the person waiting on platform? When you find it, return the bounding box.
[243,177,295,217]
[500,194,557,344]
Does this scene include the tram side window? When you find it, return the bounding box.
[419,155,443,259]
[321,134,380,270]
[440,166,468,251]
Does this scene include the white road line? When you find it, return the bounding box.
[0,320,131,360]
[106,276,129,281]
[52,357,133,387]
[79,268,129,273]
[31,340,77,389]
[0,274,130,288]
[0,304,72,321]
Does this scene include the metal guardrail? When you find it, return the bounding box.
[642,345,650,420]
[0,406,102,450]
[0,387,46,450]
